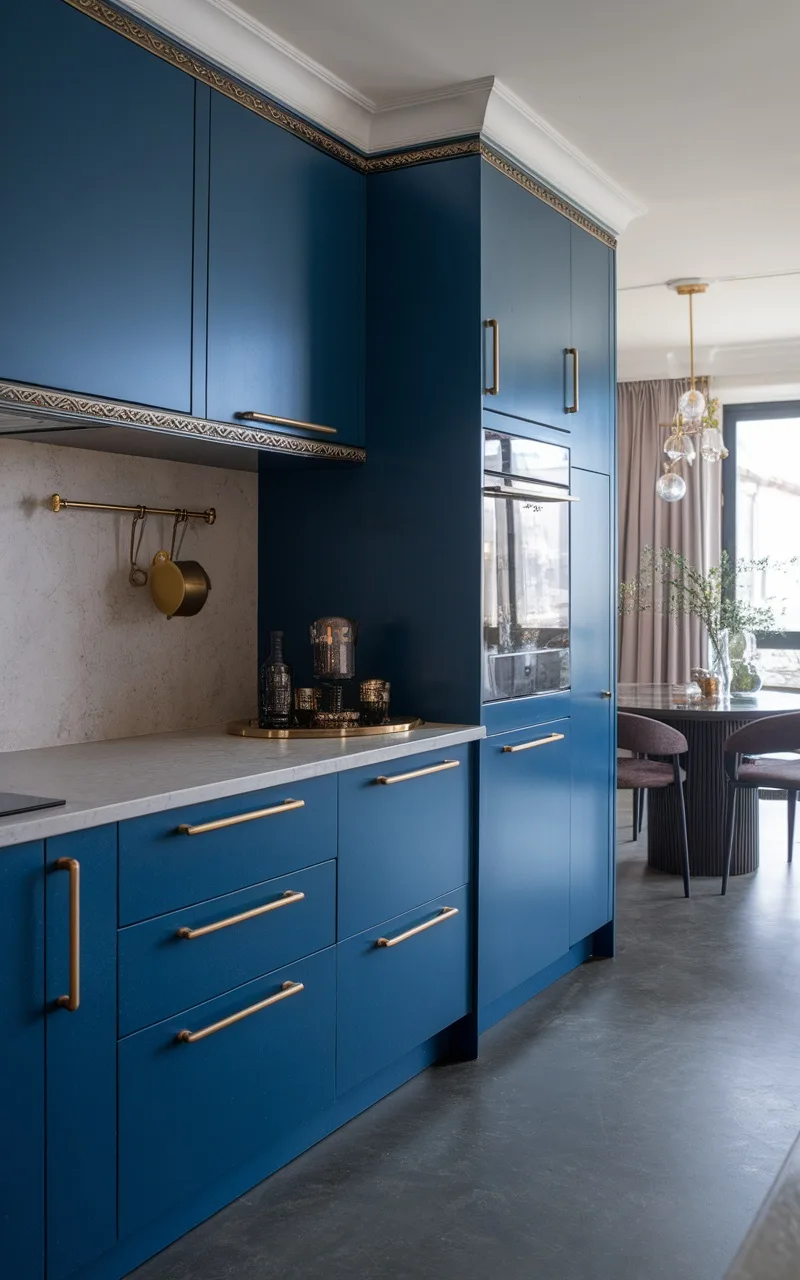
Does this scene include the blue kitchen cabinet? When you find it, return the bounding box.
[479,720,571,1011]
[1,0,195,411]
[46,826,117,1280]
[206,92,365,444]
[570,469,615,944]
[0,841,45,1280]
[569,226,615,474]
[481,159,572,430]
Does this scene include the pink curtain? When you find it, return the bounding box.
[618,378,721,683]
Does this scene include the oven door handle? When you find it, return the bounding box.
[482,486,579,503]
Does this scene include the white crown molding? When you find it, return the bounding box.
[115,0,645,234]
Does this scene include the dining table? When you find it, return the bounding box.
[617,683,800,878]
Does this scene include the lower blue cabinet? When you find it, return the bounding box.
[337,885,470,1095]
[46,826,117,1280]
[118,947,336,1235]
[479,721,571,1011]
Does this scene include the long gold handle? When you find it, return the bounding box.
[178,798,305,836]
[565,347,579,413]
[502,732,565,753]
[235,411,337,435]
[177,890,305,939]
[55,858,80,1012]
[484,319,500,395]
[176,980,304,1043]
[376,906,459,948]
[375,759,460,785]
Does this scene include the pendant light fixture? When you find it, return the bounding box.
[656,280,726,502]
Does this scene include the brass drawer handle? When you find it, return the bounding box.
[54,857,80,1012]
[565,347,579,413]
[178,798,305,835]
[484,318,500,395]
[502,732,565,754]
[376,759,460,785]
[376,906,459,948]
[177,890,305,939]
[176,980,304,1043]
[235,411,337,435]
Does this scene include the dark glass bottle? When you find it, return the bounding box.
[259,631,292,729]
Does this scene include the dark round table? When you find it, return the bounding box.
[617,684,800,878]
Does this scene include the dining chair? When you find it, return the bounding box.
[721,711,800,895]
[617,712,691,898]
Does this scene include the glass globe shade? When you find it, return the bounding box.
[664,432,696,464]
[678,388,706,422]
[656,471,687,502]
[700,427,724,462]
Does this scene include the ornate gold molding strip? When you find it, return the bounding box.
[0,381,366,463]
[65,0,615,245]
[480,146,616,248]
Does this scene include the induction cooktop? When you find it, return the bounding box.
[0,792,66,818]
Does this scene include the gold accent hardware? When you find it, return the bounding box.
[376,906,459,948]
[51,494,216,524]
[178,798,305,836]
[484,319,500,395]
[565,348,579,413]
[600,690,613,698]
[54,858,80,1012]
[375,759,460,785]
[176,980,304,1043]
[235,411,337,435]
[177,890,305,939]
[502,732,565,753]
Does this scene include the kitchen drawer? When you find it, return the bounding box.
[119,774,336,925]
[337,885,470,1095]
[118,947,335,1234]
[118,860,335,1036]
[337,745,470,940]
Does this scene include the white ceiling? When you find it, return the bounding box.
[142,0,800,384]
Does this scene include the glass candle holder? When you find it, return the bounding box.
[294,687,320,728]
[360,679,390,726]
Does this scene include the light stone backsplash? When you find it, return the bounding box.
[0,438,257,750]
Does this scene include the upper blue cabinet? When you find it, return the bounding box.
[0,0,195,411]
[206,92,366,445]
[569,225,615,475]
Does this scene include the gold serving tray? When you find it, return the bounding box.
[227,717,424,740]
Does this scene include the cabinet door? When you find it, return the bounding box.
[0,841,44,1280]
[479,720,571,1010]
[0,0,195,410]
[206,92,365,443]
[570,470,614,944]
[570,226,615,474]
[481,159,571,430]
[46,827,117,1280]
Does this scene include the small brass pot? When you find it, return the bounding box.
[149,550,211,619]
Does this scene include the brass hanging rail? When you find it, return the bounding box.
[50,494,216,524]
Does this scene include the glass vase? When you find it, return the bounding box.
[709,628,733,697]
[729,629,763,696]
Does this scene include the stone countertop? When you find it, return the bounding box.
[0,722,484,849]
[727,1133,800,1279]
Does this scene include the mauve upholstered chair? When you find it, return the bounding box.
[721,712,800,895]
[617,712,691,898]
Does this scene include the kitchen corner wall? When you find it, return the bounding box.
[0,439,257,750]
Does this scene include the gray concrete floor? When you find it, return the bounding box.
[133,798,800,1280]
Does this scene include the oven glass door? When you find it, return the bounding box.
[483,483,570,702]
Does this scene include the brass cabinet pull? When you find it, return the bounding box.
[565,347,579,413]
[375,759,460,785]
[502,732,565,754]
[54,857,80,1012]
[178,798,305,836]
[600,690,613,698]
[235,411,337,435]
[484,318,500,395]
[176,980,304,1043]
[177,890,305,939]
[376,906,459,948]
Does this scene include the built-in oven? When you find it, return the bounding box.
[482,428,575,703]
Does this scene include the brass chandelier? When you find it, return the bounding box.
[656,280,727,502]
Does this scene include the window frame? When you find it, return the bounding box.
[722,399,800,650]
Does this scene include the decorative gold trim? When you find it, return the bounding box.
[0,381,366,464]
[64,1,615,244]
[480,146,616,248]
